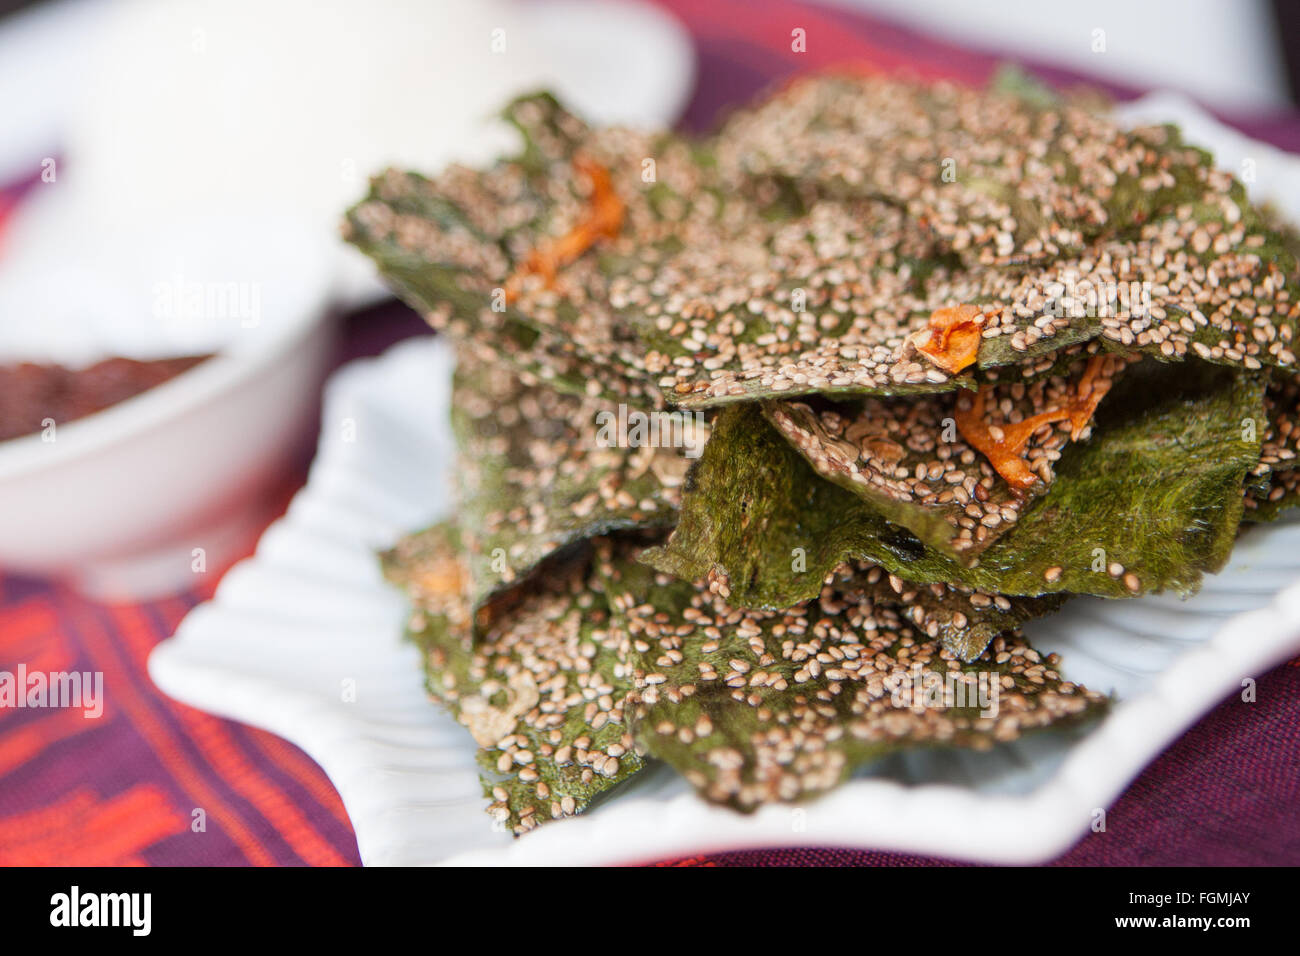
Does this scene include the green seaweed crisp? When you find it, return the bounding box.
[644,359,1266,605]
[384,523,1099,830]
[356,69,1300,837]
[449,350,690,612]
[385,523,644,835]
[346,79,1300,415]
[599,549,1104,810]
[1246,374,1300,520]
[763,350,1131,561]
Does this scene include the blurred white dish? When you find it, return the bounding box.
[62,0,696,304]
[149,94,1300,865]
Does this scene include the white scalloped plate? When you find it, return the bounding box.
[150,96,1300,865]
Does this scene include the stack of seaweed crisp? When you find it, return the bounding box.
[344,72,1300,834]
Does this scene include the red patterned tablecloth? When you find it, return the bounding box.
[2,0,1298,866]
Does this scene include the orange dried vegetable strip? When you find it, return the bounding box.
[1065,355,1113,439]
[504,154,624,303]
[954,356,1117,490]
[412,554,466,604]
[954,387,1069,490]
[911,305,986,374]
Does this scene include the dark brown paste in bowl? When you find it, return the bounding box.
[0,355,210,442]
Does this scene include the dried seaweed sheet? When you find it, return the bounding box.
[764,351,1129,559]
[450,351,690,610]
[599,552,1104,810]
[387,523,644,835]
[346,82,1300,414]
[644,359,1266,603]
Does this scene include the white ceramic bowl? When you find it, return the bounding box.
[0,264,337,598]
